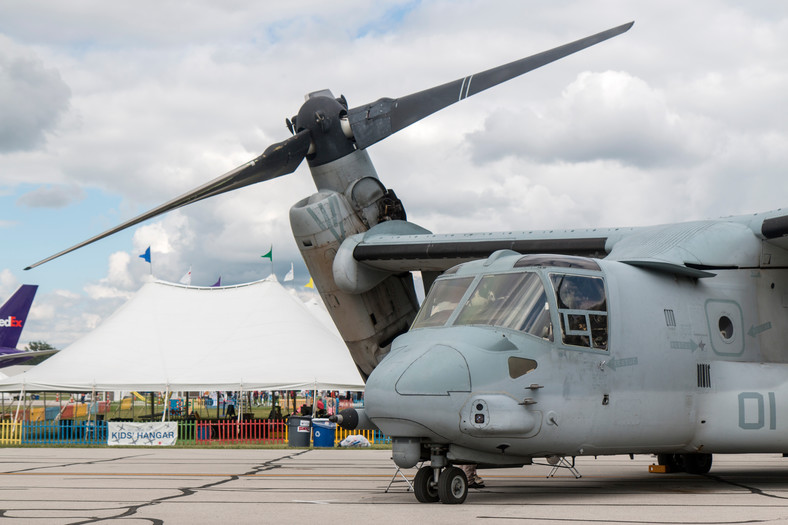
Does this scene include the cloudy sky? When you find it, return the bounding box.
[1,1,787,349]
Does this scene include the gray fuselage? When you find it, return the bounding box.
[364,252,788,466]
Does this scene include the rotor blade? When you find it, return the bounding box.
[347,22,633,149]
[25,130,312,270]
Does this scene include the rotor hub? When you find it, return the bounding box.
[296,94,355,167]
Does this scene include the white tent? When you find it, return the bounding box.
[0,278,365,392]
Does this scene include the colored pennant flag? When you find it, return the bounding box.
[284,262,294,282]
[261,247,273,261]
[211,276,222,287]
[179,266,192,285]
[305,277,314,289]
[139,246,151,263]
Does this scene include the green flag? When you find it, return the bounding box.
[261,247,273,260]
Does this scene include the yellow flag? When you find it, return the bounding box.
[305,277,314,289]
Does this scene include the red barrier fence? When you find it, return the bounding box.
[194,419,287,444]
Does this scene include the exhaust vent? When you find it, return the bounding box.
[697,363,711,388]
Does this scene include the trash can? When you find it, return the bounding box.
[312,418,336,448]
[287,416,311,447]
[59,419,74,439]
[196,424,211,441]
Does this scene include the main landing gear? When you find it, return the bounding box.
[657,453,713,474]
[413,465,468,504]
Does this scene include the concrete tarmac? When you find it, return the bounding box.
[2,448,788,524]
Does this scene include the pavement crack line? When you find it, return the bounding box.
[3,452,153,474]
[61,449,311,525]
[705,474,788,501]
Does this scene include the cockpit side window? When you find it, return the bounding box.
[412,277,475,328]
[454,272,553,341]
[550,273,608,350]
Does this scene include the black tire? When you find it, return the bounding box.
[414,465,439,503]
[657,453,681,472]
[438,466,468,504]
[682,453,713,475]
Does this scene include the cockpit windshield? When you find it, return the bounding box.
[454,273,552,340]
[411,272,553,341]
[411,276,475,328]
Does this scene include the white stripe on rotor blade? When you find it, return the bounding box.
[458,76,469,101]
[463,75,473,99]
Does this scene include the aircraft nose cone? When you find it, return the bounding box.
[394,344,471,395]
[363,343,472,439]
[364,331,544,446]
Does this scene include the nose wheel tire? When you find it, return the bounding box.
[438,466,468,504]
[413,465,440,503]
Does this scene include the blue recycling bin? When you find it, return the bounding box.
[312,418,336,448]
[196,425,211,440]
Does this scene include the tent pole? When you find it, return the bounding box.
[162,388,169,423]
[12,388,25,439]
[313,382,317,418]
[237,386,243,423]
[13,388,24,423]
[88,386,95,424]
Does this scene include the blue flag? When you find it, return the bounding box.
[139,246,151,263]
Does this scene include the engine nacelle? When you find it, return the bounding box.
[290,182,419,378]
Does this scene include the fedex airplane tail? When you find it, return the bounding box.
[0,284,42,367]
[0,285,37,349]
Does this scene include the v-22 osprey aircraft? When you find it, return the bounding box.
[27,21,788,504]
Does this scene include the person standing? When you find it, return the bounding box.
[461,464,485,488]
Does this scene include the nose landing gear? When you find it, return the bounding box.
[413,464,469,504]
[413,465,440,503]
[439,467,469,504]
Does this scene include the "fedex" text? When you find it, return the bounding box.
[0,316,23,328]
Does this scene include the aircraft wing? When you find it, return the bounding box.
[342,209,788,283]
[350,226,613,273]
[0,348,59,365]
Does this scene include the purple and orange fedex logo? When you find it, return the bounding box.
[0,316,23,328]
